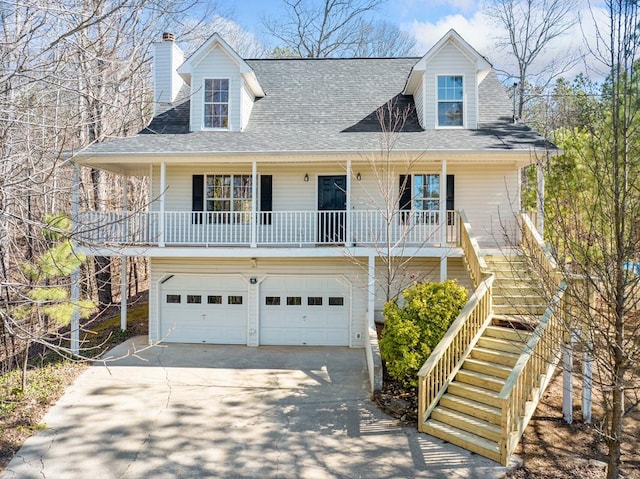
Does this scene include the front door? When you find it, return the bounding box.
[317,175,346,243]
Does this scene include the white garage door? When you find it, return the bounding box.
[160,275,247,344]
[260,277,349,346]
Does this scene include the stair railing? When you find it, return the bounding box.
[521,213,560,290]
[497,281,568,466]
[459,210,488,289]
[417,274,495,430]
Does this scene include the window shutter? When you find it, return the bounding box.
[446,174,455,225]
[399,175,412,210]
[260,175,272,225]
[192,175,204,224]
[446,175,455,210]
[399,175,412,224]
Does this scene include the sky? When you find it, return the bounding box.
[227,0,606,84]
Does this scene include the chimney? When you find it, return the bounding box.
[153,32,184,110]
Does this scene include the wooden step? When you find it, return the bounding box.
[470,346,520,367]
[439,393,502,425]
[494,294,548,306]
[456,369,505,392]
[484,325,531,343]
[463,357,513,379]
[448,381,501,407]
[493,304,547,316]
[431,406,502,442]
[422,419,501,463]
[477,336,527,354]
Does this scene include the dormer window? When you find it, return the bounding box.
[437,76,463,127]
[204,79,229,128]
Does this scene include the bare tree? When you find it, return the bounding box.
[532,2,640,477]
[262,0,387,58]
[485,0,581,121]
[353,20,416,57]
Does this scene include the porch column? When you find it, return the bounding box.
[346,159,352,246]
[159,162,166,247]
[120,178,128,332]
[440,159,447,281]
[582,344,593,423]
[70,163,80,355]
[251,161,257,248]
[537,155,546,234]
[368,255,375,328]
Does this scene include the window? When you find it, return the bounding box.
[208,295,222,304]
[308,297,323,306]
[265,296,281,306]
[328,297,344,306]
[413,174,440,223]
[204,79,229,128]
[205,174,252,223]
[437,76,463,127]
[228,295,243,305]
[187,295,202,304]
[414,174,440,211]
[287,296,302,306]
[166,294,181,304]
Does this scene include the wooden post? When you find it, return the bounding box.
[251,161,257,248]
[70,163,80,355]
[440,160,447,281]
[562,341,573,424]
[582,344,593,423]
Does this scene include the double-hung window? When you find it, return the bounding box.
[204,79,229,129]
[437,76,463,127]
[206,174,252,223]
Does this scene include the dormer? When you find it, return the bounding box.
[166,33,264,132]
[404,29,491,130]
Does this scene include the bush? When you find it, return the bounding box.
[379,280,468,387]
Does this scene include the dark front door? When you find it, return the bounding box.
[317,175,347,244]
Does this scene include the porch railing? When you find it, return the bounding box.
[459,210,488,288]
[75,210,459,247]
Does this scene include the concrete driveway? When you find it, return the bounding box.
[1,338,515,479]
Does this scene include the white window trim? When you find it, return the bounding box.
[202,77,231,131]
[204,174,252,214]
[435,74,465,129]
[412,173,440,211]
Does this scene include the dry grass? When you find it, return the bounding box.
[0,301,149,471]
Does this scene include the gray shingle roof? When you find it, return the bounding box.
[82,57,551,156]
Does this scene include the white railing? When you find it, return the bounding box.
[75,210,459,247]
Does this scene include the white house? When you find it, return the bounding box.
[72,29,547,349]
[72,29,558,464]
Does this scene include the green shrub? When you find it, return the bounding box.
[379,280,468,387]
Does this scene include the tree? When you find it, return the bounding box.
[353,20,416,57]
[534,2,640,477]
[262,0,416,58]
[485,0,580,121]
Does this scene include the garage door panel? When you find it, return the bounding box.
[160,276,247,344]
[260,277,349,346]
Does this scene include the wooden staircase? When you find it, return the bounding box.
[422,323,531,462]
[420,253,550,464]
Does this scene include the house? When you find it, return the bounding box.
[73,28,546,348]
[72,29,558,464]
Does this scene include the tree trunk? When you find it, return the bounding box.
[94,255,112,308]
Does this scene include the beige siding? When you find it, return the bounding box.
[413,74,425,129]
[451,164,520,246]
[190,49,242,132]
[424,41,478,130]
[240,79,255,131]
[149,257,369,347]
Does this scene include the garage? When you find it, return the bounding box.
[260,276,350,346]
[159,275,248,344]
